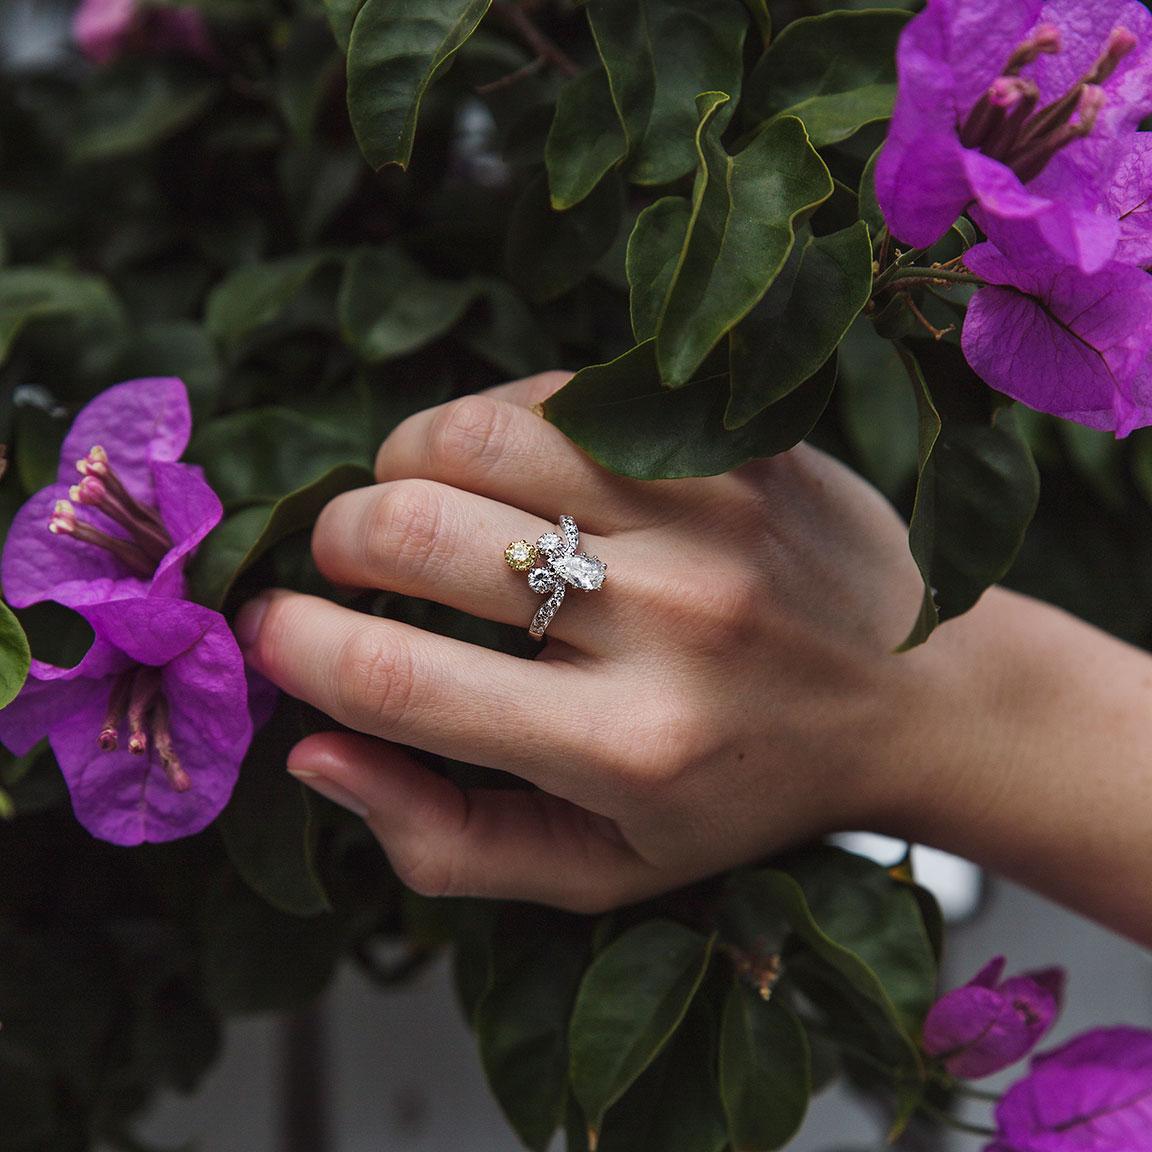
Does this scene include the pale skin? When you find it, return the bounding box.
[235,373,1152,949]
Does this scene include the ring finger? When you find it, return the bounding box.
[312,477,631,651]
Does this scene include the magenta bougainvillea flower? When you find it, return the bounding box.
[876,0,1152,273]
[73,0,215,65]
[923,956,1065,1079]
[961,242,1152,436]
[1,378,221,610]
[0,597,251,845]
[989,1027,1152,1151]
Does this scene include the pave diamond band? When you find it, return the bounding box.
[505,515,606,638]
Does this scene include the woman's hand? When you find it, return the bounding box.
[235,371,940,913]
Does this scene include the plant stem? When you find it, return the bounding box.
[280,998,331,1152]
[492,0,581,77]
[880,266,986,290]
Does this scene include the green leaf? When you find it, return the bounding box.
[505,171,624,303]
[596,995,728,1152]
[323,0,368,52]
[0,267,123,366]
[217,712,332,918]
[188,405,371,505]
[743,10,910,148]
[546,67,628,211]
[71,67,220,161]
[899,340,1040,649]
[587,0,749,185]
[837,319,918,498]
[545,340,835,480]
[569,919,715,1141]
[190,463,374,609]
[719,982,810,1152]
[727,221,872,427]
[718,860,924,1076]
[782,847,938,1036]
[477,910,590,1152]
[742,0,771,46]
[346,0,492,171]
[0,601,30,710]
[626,196,691,343]
[339,247,479,361]
[655,99,832,386]
[205,254,333,348]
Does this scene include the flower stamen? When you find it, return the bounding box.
[126,667,161,756]
[49,500,158,578]
[959,25,1137,182]
[96,669,191,794]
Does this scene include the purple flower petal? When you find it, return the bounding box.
[878,0,1152,271]
[59,377,191,500]
[924,956,1064,1079]
[962,242,1152,435]
[1110,133,1152,264]
[993,1027,1152,1150]
[72,0,215,65]
[47,599,251,845]
[150,461,223,600]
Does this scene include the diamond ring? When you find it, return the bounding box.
[504,515,607,638]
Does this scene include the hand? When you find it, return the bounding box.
[235,372,940,913]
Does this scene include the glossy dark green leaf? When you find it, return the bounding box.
[626,196,691,343]
[323,0,367,52]
[0,267,123,366]
[837,319,918,498]
[505,171,624,303]
[339,247,479,361]
[719,982,810,1151]
[743,0,771,45]
[346,0,492,170]
[655,98,832,386]
[782,847,938,1035]
[188,404,371,505]
[545,341,835,480]
[587,0,749,185]
[718,862,922,1075]
[743,10,910,148]
[477,911,590,1152]
[858,145,885,237]
[596,996,728,1152]
[0,601,30,710]
[727,221,872,427]
[193,463,372,609]
[71,68,220,161]
[900,340,1040,648]
[205,254,333,348]
[569,919,715,1141]
[218,712,332,918]
[546,67,628,211]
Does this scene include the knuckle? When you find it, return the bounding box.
[333,626,418,732]
[615,706,703,799]
[361,481,446,584]
[425,395,509,475]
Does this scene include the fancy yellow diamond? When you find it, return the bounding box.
[504,540,537,572]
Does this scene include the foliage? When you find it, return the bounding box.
[2,0,1151,1148]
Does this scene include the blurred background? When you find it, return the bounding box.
[5,2,1149,1149]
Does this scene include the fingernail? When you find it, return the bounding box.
[234,595,270,650]
[288,768,371,819]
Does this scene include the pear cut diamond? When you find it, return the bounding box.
[551,552,606,591]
